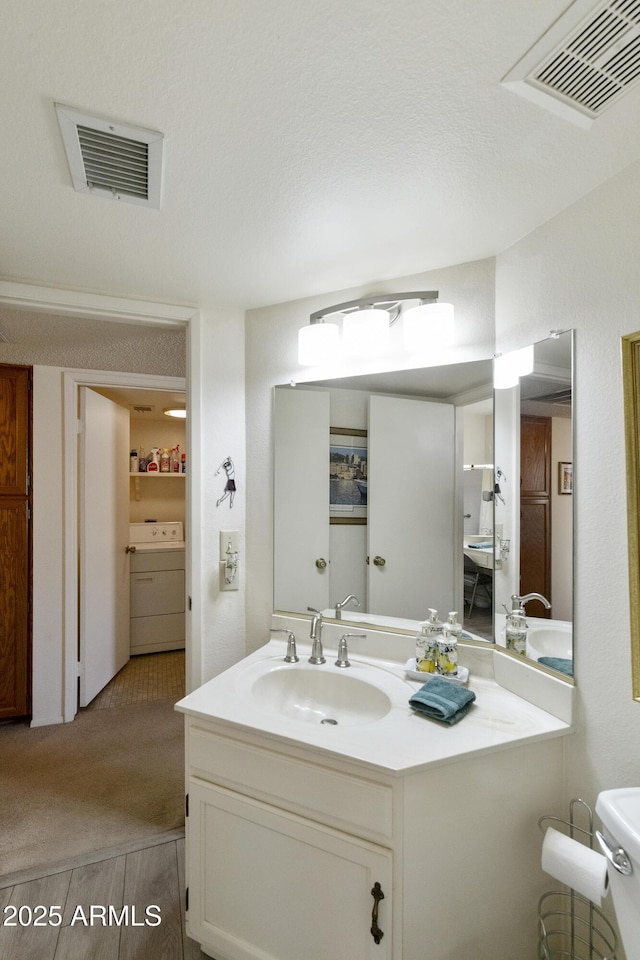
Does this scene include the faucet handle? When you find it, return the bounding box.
[335,633,366,668]
[270,628,299,663]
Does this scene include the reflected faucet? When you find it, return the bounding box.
[334,594,360,619]
[307,607,326,664]
[512,593,551,612]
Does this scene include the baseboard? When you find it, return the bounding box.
[29,715,65,727]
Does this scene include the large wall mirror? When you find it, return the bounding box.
[273,331,574,677]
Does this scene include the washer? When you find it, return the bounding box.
[128,522,185,655]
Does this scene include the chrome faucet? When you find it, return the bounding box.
[270,627,299,663]
[334,594,360,619]
[513,592,551,612]
[335,633,366,668]
[307,607,326,664]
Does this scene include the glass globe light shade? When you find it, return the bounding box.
[402,302,454,353]
[342,308,390,358]
[298,320,340,366]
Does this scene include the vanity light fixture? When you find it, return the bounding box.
[163,406,187,419]
[493,345,534,389]
[298,291,454,365]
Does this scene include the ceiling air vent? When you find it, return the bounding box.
[55,103,163,208]
[502,0,640,126]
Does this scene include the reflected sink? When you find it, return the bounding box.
[248,665,393,726]
[526,618,572,662]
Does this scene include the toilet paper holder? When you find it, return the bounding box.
[538,798,618,960]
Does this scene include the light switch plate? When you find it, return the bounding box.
[220,530,240,591]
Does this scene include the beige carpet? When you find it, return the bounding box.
[0,697,184,881]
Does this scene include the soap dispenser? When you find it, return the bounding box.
[503,596,528,656]
[437,625,458,677]
[416,608,442,673]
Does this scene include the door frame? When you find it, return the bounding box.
[70,373,186,714]
[0,280,199,723]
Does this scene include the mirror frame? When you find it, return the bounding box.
[622,330,640,702]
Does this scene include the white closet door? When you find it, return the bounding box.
[79,387,130,707]
[368,395,455,620]
[274,388,330,613]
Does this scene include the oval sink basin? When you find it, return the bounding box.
[249,667,393,726]
[526,619,572,661]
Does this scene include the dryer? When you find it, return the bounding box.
[128,522,185,655]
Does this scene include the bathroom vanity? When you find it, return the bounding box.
[176,629,573,960]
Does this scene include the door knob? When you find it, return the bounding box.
[315,558,327,569]
[126,544,137,553]
[373,555,386,567]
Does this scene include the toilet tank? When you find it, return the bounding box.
[596,787,640,956]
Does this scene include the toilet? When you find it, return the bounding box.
[596,787,640,955]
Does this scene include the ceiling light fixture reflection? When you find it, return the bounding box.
[163,407,187,419]
[493,345,534,389]
[297,291,455,366]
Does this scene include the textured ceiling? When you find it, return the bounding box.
[0,309,186,376]
[1,0,640,313]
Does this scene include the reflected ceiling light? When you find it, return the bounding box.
[493,345,534,389]
[163,406,187,418]
[298,291,454,366]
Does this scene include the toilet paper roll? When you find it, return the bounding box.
[541,827,609,905]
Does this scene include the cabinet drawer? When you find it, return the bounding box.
[187,722,393,843]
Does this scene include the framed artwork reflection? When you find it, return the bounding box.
[558,461,573,495]
[329,428,367,524]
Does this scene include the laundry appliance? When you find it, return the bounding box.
[128,521,186,655]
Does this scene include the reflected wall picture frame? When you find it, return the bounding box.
[622,330,640,702]
[329,427,367,525]
[558,461,573,495]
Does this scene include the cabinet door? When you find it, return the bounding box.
[0,365,31,719]
[187,778,392,960]
[0,500,29,717]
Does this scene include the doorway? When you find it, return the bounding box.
[73,378,187,714]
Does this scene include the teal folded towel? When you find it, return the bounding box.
[538,656,573,677]
[409,676,476,725]
[467,541,493,549]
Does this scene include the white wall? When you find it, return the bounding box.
[192,309,247,685]
[245,257,496,652]
[551,416,572,621]
[495,158,640,809]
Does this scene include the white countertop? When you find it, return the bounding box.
[176,639,572,776]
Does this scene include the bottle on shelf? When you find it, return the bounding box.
[130,448,138,473]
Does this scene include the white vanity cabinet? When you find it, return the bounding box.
[184,720,393,960]
[179,641,571,960]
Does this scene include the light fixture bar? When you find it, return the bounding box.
[309,291,439,324]
[299,290,454,366]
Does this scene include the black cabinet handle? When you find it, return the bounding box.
[370,881,384,944]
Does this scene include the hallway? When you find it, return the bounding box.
[84,651,185,711]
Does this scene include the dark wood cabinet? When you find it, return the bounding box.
[0,365,31,719]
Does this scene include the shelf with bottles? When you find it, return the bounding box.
[129,472,185,477]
